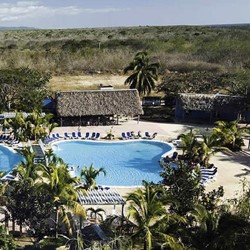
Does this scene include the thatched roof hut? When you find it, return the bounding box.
[176,93,246,122]
[56,89,143,118]
[178,93,245,112]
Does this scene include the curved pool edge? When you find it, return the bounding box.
[0,144,23,177]
[51,139,175,187]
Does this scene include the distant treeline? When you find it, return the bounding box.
[0,25,249,75]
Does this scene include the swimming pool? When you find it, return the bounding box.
[0,145,23,173]
[52,140,174,186]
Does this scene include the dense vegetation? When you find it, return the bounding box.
[0,25,249,249]
[0,25,250,75]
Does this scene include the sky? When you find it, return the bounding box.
[0,0,249,29]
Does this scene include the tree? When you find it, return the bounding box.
[124,51,160,96]
[13,146,42,182]
[126,181,184,250]
[198,133,230,166]
[213,119,249,151]
[86,207,105,222]
[0,225,15,250]
[5,178,54,238]
[179,129,200,162]
[4,111,57,142]
[80,164,106,190]
[161,160,202,216]
[41,163,85,238]
[0,68,50,112]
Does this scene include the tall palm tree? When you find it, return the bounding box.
[124,51,160,96]
[126,181,184,250]
[41,164,85,238]
[80,164,106,190]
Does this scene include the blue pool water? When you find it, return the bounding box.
[52,140,173,186]
[0,145,23,172]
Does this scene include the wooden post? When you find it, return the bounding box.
[121,204,125,228]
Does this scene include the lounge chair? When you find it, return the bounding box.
[126,132,133,139]
[144,132,151,139]
[56,133,63,139]
[150,132,158,139]
[137,131,142,138]
[77,131,83,138]
[72,132,78,139]
[3,136,11,143]
[84,132,90,140]
[51,134,58,140]
[93,132,100,140]
[90,132,96,140]
[64,132,71,139]
[172,139,182,148]
[121,132,128,140]
[171,152,178,161]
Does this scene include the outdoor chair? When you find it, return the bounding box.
[93,132,100,140]
[90,132,96,139]
[144,132,151,138]
[84,132,90,139]
[121,132,128,140]
[72,132,78,139]
[56,133,63,138]
[77,131,83,138]
[64,132,71,139]
[126,132,133,139]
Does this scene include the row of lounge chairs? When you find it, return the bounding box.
[44,132,101,145]
[65,132,100,140]
[77,188,125,205]
[0,134,20,145]
[200,166,217,185]
[121,131,157,140]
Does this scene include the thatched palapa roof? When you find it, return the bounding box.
[56,89,143,117]
[178,93,245,112]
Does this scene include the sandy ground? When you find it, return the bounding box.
[51,119,250,215]
[49,74,127,92]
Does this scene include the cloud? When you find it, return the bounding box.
[0,1,123,22]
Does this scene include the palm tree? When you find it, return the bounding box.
[190,204,220,249]
[80,164,106,190]
[124,51,160,96]
[13,146,42,182]
[41,164,85,238]
[198,133,230,166]
[86,207,106,222]
[213,119,250,151]
[179,129,200,162]
[126,181,184,250]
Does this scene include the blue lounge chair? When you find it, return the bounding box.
[0,135,7,142]
[121,132,128,140]
[90,132,96,139]
[72,132,78,139]
[52,134,58,140]
[56,133,63,138]
[84,132,90,140]
[77,131,83,138]
[145,132,151,138]
[126,132,133,139]
[94,132,100,140]
[64,132,71,139]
